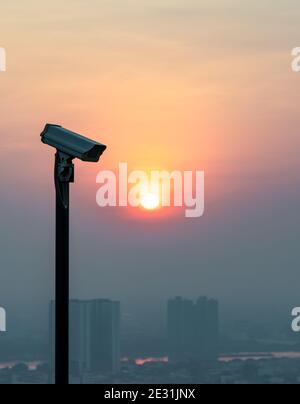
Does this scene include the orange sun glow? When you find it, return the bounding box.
[140,192,160,210]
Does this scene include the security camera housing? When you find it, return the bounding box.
[41,124,107,162]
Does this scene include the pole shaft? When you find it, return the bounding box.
[55,181,69,385]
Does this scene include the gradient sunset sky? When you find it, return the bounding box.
[1,0,300,333]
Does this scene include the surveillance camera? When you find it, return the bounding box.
[41,124,107,162]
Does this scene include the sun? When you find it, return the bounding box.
[140,192,160,210]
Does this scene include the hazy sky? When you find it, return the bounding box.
[0,0,300,335]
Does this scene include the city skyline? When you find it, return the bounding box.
[1,294,300,384]
[50,298,121,381]
[168,296,219,363]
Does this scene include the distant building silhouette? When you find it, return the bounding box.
[167,296,219,363]
[50,299,121,377]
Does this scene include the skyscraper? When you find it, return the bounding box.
[167,296,219,363]
[50,299,121,378]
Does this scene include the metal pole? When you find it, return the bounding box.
[54,152,74,385]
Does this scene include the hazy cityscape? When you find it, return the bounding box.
[1,296,300,384]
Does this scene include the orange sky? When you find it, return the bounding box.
[1,0,300,203]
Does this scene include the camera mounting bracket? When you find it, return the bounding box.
[55,151,74,209]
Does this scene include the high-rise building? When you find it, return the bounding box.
[50,299,121,377]
[167,296,219,363]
